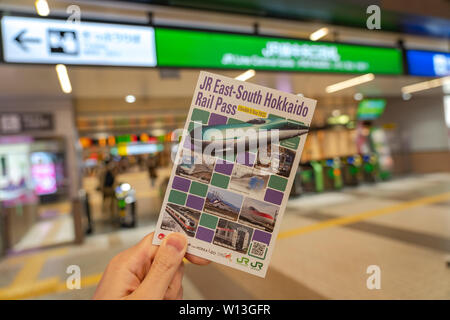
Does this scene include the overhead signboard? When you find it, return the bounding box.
[155,28,403,74]
[0,113,53,134]
[1,16,156,67]
[406,50,450,77]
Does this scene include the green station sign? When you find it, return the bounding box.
[357,99,387,120]
[155,28,403,74]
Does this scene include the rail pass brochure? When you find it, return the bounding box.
[153,71,316,277]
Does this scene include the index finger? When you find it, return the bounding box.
[185,253,211,265]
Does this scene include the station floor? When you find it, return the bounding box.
[0,173,449,300]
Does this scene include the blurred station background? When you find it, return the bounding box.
[0,0,449,299]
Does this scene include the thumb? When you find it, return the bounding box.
[133,233,187,299]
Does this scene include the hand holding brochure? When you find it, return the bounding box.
[153,71,316,277]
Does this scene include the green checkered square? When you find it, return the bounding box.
[268,175,288,191]
[210,173,230,189]
[280,136,300,150]
[191,109,210,124]
[199,213,218,229]
[189,181,208,197]
[188,121,202,132]
[168,189,187,205]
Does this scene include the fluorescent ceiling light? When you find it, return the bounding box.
[443,82,450,95]
[310,27,329,41]
[401,76,450,94]
[332,109,341,117]
[235,69,255,81]
[35,0,50,16]
[402,92,411,100]
[55,64,72,94]
[444,95,450,129]
[125,95,136,103]
[354,92,363,101]
[326,73,375,93]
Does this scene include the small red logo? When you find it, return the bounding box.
[158,233,165,240]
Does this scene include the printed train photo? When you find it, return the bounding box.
[161,203,201,237]
[175,149,216,184]
[203,186,243,221]
[213,218,253,254]
[229,164,270,199]
[239,197,278,232]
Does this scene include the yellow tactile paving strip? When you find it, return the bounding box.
[0,248,67,300]
[277,191,450,239]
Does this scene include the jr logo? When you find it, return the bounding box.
[236,257,249,266]
[250,261,263,270]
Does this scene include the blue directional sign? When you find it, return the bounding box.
[406,50,450,77]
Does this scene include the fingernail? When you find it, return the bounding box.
[166,234,186,253]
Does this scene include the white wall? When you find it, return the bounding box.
[377,96,449,153]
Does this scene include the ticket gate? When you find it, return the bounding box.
[341,155,363,186]
[322,158,343,190]
[115,183,137,228]
[362,154,380,183]
[299,161,324,193]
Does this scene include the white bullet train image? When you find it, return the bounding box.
[177,154,197,175]
[175,152,215,183]
[206,190,241,215]
[189,117,309,152]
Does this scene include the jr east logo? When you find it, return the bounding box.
[236,257,263,271]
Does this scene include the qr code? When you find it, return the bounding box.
[249,241,267,259]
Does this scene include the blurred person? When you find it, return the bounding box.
[100,159,117,218]
[117,157,123,173]
[118,157,129,173]
[147,155,159,187]
[93,232,210,300]
[129,155,138,172]
[138,155,146,170]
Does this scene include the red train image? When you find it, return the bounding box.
[239,198,278,232]
[247,206,275,225]
[164,203,200,237]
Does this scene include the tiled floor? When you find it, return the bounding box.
[0,173,449,300]
[12,215,74,252]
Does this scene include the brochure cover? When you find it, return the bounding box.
[153,71,316,277]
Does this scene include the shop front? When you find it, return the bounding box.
[0,98,79,255]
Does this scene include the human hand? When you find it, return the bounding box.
[93,232,210,300]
